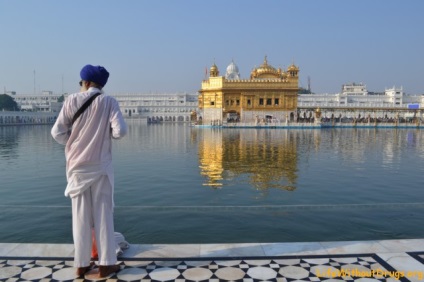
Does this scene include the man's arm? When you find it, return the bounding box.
[110,98,127,139]
[51,100,72,145]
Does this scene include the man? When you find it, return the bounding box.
[51,65,127,278]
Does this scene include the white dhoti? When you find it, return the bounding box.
[71,175,117,267]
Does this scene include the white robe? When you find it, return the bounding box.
[51,87,127,267]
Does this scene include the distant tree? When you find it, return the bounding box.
[298,87,313,94]
[0,94,19,111]
[57,95,65,103]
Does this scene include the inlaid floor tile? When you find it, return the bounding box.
[148,266,181,281]
[20,266,52,280]
[181,267,213,280]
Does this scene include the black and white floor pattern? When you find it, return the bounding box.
[3,240,424,282]
[0,253,415,282]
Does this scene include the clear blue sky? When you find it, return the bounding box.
[1,0,423,95]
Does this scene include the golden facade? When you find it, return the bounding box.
[199,56,299,124]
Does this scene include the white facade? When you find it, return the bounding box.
[112,93,198,122]
[298,85,423,110]
[10,91,64,113]
[341,82,368,95]
[7,92,198,122]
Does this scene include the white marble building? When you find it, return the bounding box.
[298,83,423,110]
[112,93,198,122]
[8,91,64,113]
[6,91,199,123]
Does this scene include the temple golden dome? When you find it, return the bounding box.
[287,63,299,78]
[250,56,283,79]
[288,63,299,71]
[209,63,219,77]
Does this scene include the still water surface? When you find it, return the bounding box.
[1,120,424,244]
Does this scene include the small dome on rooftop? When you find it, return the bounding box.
[225,60,240,80]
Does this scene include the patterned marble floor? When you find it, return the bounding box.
[1,239,424,281]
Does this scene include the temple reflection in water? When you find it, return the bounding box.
[198,128,305,191]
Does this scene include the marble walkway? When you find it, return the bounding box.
[1,239,424,281]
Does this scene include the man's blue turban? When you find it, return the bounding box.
[80,65,109,87]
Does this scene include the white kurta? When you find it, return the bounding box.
[51,87,127,199]
[51,87,127,267]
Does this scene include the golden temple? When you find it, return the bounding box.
[199,56,299,124]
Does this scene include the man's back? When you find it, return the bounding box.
[59,88,127,171]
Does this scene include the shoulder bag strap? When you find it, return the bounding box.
[71,93,101,125]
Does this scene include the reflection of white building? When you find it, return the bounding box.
[0,111,58,125]
[9,91,63,112]
[112,93,198,122]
